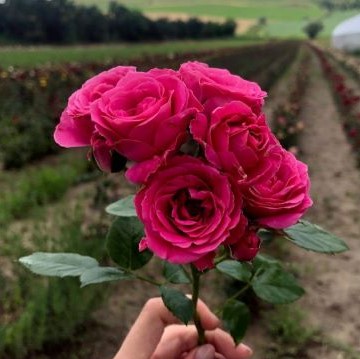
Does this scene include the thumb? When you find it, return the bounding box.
[184,344,217,359]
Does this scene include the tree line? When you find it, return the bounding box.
[0,0,236,44]
[318,0,360,10]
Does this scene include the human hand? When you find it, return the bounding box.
[113,297,253,359]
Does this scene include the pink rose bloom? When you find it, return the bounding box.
[54,66,136,171]
[230,228,261,262]
[191,101,282,185]
[135,156,247,270]
[91,69,202,183]
[179,61,267,115]
[244,151,313,229]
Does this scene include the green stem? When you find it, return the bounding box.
[227,283,251,303]
[191,265,206,345]
[181,265,193,283]
[214,283,251,317]
[122,268,163,286]
[134,273,163,286]
[214,267,263,317]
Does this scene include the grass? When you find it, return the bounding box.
[137,4,323,21]
[75,0,319,16]
[0,38,259,68]
[265,305,317,357]
[0,151,95,224]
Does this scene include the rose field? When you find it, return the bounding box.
[1,38,360,359]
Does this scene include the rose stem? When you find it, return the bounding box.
[191,264,206,345]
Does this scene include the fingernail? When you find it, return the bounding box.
[238,343,253,357]
[195,344,215,359]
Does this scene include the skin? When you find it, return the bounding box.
[114,297,253,359]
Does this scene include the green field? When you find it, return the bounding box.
[76,0,320,16]
[73,0,360,38]
[0,38,259,68]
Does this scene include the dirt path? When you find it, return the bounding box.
[287,51,360,358]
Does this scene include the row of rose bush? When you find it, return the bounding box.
[0,51,210,169]
[272,47,311,152]
[224,46,312,316]
[0,41,300,169]
[312,45,360,164]
[208,41,300,92]
[324,46,360,84]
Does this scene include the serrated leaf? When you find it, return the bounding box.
[222,300,250,343]
[106,195,137,217]
[19,252,98,277]
[80,267,132,287]
[252,266,305,304]
[160,286,193,325]
[163,263,190,284]
[216,260,252,282]
[106,217,152,270]
[284,220,349,253]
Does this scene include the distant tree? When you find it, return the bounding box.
[258,17,267,26]
[317,0,360,10]
[303,21,324,39]
[318,0,335,11]
[222,19,237,36]
[75,5,108,43]
[0,0,236,44]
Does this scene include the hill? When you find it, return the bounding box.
[73,0,360,37]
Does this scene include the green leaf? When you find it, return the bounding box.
[80,267,132,287]
[106,217,152,270]
[106,195,137,217]
[252,266,305,304]
[284,220,349,254]
[253,254,281,270]
[19,252,98,277]
[163,263,190,284]
[160,286,193,325]
[216,260,252,282]
[222,300,250,343]
[257,229,278,243]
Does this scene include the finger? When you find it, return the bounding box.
[196,298,220,330]
[151,325,199,359]
[184,344,216,359]
[114,298,180,359]
[237,343,253,358]
[206,329,252,359]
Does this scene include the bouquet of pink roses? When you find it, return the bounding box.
[20,62,347,343]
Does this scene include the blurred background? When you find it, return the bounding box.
[1,1,360,358]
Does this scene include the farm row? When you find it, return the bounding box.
[313,44,360,166]
[0,40,301,359]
